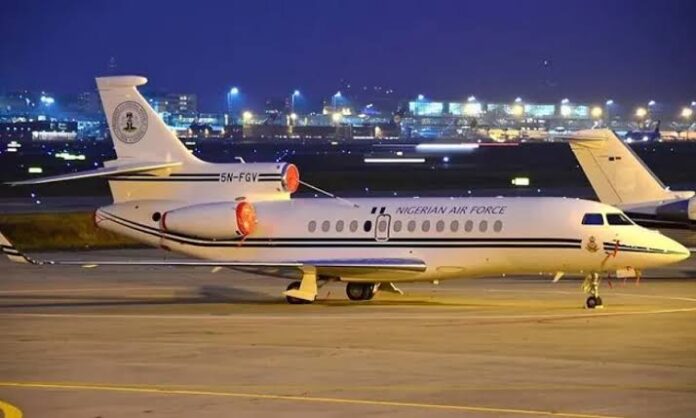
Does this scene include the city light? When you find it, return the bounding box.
[560,104,572,117]
[290,113,298,121]
[635,107,648,118]
[334,91,342,98]
[242,111,253,122]
[514,97,523,103]
[605,99,614,106]
[682,107,694,119]
[331,112,342,123]
[511,104,524,116]
[467,95,477,102]
[590,106,603,119]
[293,90,300,97]
[229,87,239,95]
[417,94,425,100]
[561,98,570,104]
[364,157,426,164]
[648,100,656,106]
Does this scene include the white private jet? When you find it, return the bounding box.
[0,77,690,308]
[566,129,696,231]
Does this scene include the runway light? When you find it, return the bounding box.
[442,156,450,163]
[591,106,603,119]
[28,167,43,174]
[364,158,426,164]
[511,177,530,186]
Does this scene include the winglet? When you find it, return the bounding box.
[0,231,33,264]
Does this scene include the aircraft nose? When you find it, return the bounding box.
[660,234,691,262]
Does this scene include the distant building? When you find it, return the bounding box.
[0,120,78,142]
[147,93,198,115]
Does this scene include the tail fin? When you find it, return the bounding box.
[567,129,675,205]
[96,76,199,164]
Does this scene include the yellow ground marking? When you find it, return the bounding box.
[0,399,22,418]
[0,381,624,418]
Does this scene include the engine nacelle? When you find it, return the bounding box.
[161,201,257,239]
[655,197,696,223]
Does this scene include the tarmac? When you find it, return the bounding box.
[0,249,695,417]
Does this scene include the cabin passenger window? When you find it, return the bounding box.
[607,213,634,226]
[479,220,488,232]
[450,220,459,232]
[582,213,604,225]
[321,220,330,232]
[464,220,473,232]
[349,220,358,232]
[308,220,317,232]
[421,220,431,232]
[336,220,344,232]
[493,220,503,232]
[378,219,388,233]
[393,220,402,232]
[363,220,373,232]
[436,220,445,232]
[407,220,416,232]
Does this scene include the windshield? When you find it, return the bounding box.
[606,213,634,226]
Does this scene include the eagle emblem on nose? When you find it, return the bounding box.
[585,236,600,253]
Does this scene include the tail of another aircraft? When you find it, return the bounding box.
[566,129,677,205]
[96,76,199,164]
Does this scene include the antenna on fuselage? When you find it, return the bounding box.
[299,180,360,208]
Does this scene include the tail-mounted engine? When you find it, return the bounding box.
[161,201,257,239]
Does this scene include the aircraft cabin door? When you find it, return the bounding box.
[375,214,391,242]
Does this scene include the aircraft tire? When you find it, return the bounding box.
[285,281,308,304]
[346,283,374,301]
[585,295,602,309]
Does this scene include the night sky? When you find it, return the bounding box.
[2,0,696,110]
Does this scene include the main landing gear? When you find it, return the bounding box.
[345,282,377,301]
[582,272,603,309]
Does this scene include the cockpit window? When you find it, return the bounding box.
[582,213,604,225]
[606,213,634,226]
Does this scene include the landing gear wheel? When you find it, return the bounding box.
[346,283,375,301]
[586,295,603,309]
[285,281,308,304]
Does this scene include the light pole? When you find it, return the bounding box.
[332,91,342,110]
[682,107,693,140]
[291,90,300,114]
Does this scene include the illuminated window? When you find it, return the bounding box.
[363,220,373,232]
[407,220,416,232]
[450,220,459,232]
[393,220,402,232]
[493,220,503,232]
[349,220,358,232]
[322,220,330,232]
[308,220,317,232]
[479,220,488,232]
[336,220,344,232]
[421,220,431,233]
[464,220,473,232]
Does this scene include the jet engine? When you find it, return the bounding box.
[160,201,257,239]
[655,197,696,224]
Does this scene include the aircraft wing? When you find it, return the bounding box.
[1,232,426,276]
[6,161,182,186]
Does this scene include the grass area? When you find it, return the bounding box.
[0,212,140,251]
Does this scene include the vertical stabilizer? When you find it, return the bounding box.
[96,76,199,164]
[567,129,673,205]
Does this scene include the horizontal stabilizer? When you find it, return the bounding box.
[6,161,182,186]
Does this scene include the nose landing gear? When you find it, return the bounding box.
[582,272,604,309]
